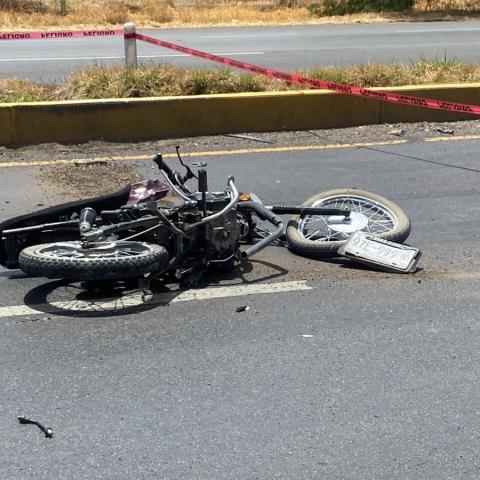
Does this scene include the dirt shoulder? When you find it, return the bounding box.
[3,9,480,31]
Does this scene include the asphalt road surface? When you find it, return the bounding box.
[1,122,480,479]
[2,21,480,82]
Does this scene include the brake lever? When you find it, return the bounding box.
[175,146,198,182]
[154,153,182,186]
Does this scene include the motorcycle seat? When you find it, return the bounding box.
[0,184,132,232]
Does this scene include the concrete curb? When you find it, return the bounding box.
[1,84,479,145]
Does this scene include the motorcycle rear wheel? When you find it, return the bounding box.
[286,189,410,257]
[19,241,169,280]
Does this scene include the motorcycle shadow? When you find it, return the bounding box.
[22,259,289,319]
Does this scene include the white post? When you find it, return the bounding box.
[124,23,137,69]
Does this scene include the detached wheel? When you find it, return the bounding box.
[19,241,169,280]
[286,189,411,257]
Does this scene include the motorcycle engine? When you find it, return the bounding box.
[200,192,240,264]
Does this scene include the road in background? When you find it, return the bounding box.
[2,21,480,81]
[1,124,480,478]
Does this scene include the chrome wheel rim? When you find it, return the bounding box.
[298,194,398,243]
[36,241,153,259]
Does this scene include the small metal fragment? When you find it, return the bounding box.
[236,305,250,313]
[223,134,275,144]
[436,127,454,135]
[18,416,54,438]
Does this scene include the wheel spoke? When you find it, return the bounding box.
[39,242,150,260]
[305,227,324,240]
[298,194,397,244]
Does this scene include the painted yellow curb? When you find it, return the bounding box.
[1,84,479,146]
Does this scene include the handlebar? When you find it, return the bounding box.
[154,153,195,200]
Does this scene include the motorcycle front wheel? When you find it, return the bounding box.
[19,241,169,280]
[286,189,411,257]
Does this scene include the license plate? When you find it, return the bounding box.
[337,232,421,273]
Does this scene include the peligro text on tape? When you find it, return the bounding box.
[0,29,123,41]
[134,32,480,117]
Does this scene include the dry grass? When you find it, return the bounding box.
[309,58,480,86]
[45,65,271,100]
[0,1,312,28]
[0,78,51,102]
[414,0,478,11]
[2,58,480,103]
[1,0,479,29]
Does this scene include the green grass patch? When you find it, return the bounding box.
[2,59,480,104]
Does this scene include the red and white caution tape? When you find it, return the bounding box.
[0,29,122,40]
[135,32,480,116]
[2,27,479,116]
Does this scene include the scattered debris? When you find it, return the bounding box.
[308,129,326,141]
[223,133,276,144]
[18,416,54,438]
[17,316,53,324]
[436,127,454,135]
[18,317,37,323]
[389,129,405,137]
[236,305,250,313]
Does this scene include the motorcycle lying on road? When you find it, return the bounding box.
[0,150,416,287]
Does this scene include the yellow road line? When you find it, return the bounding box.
[0,140,407,168]
[425,134,480,142]
[2,134,480,169]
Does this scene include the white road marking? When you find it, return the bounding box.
[199,33,300,39]
[0,280,311,319]
[397,28,480,34]
[172,280,311,302]
[0,52,264,63]
[0,304,39,317]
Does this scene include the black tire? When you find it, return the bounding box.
[286,189,411,257]
[19,241,169,280]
